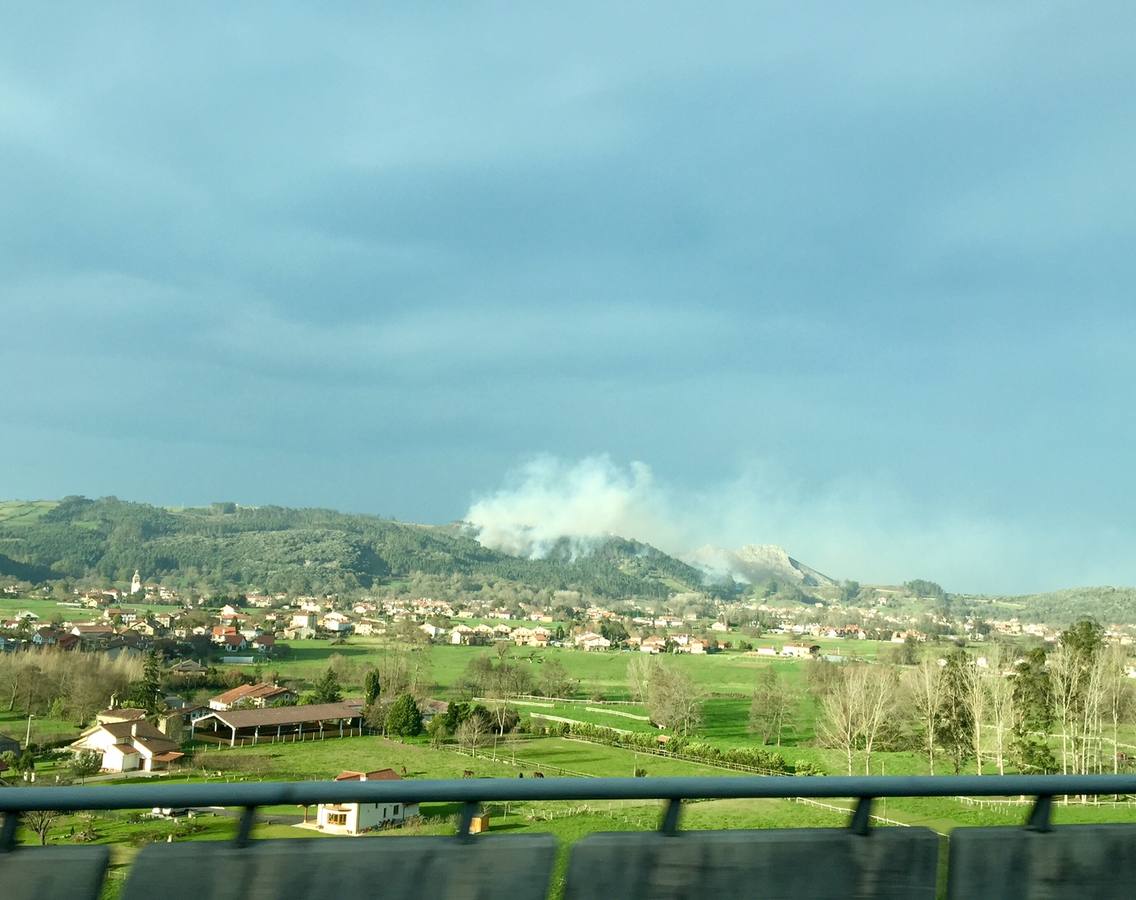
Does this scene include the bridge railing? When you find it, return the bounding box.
[4,774,1136,899]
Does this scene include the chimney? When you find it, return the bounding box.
[131,723,138,736]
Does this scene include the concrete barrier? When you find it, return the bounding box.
[122,834,557,900]
[948,824,1136,899]
[565,827,940,899]
[0,845,109,900]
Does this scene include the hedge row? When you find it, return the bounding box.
[536,721,823,775]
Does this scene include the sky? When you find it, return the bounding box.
[2,3,1134,594]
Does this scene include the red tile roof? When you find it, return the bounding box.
[335,768,401,781]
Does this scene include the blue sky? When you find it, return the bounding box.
[2,4,1134,593]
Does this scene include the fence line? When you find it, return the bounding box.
[515,694,642,707]
[446,744,595,779]
[788,797,940,833]
[531,714,635,734]
[585,706,650,721]
[955,794,1136,809]
[560,735,790,777]
[189,726,365,749]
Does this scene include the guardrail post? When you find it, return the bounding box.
[660,799,682,836]
[1,811,18,852]
[234,805,257,847]
[456,801,480,842]
[1027,795,1053,833]
[848,797,873,836]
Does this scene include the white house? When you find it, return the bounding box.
[450,624,474,645]
[640,635,667,654]
[321,612,354,635]
[575,632,611,652]
[316,769,419,835]
[70,718,183,773]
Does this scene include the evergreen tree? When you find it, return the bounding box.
[937,650,975,774]
[364,668,381,706]
[599,619,629,645]
[309,667,343,704]
[385,693,424,737]
[1011,647,1057,773]
[130,651,164,714]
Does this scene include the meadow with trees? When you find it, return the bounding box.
[8,611,1136,891]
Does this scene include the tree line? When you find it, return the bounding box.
[799,619,1134,776]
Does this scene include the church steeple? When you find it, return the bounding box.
[131,570,142,595]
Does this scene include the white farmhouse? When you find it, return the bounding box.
[316,769,419,835]
[70,716,183,773]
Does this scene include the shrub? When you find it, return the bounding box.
[385,693,424,737]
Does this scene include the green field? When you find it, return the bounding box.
[264,640,873,700]
[0,709,82,746]
[0,595,152,621]
[10,605,1136,892]
[0,500,58,527]
[10,731,857,898]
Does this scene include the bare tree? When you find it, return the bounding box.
[487,660,531,736]
[1078,645,1108,775]
[646,664,703,735]
[627,654,656,703]
[456,716,486,756]
[23,810,60,846]
[1049,643,1077,775]
[859,666,897,775]
[820,664,897,775]
[749,667,797,746]
[377,648,432,700]
[961,658,989,775]
[983,645,1015,776]
[907,659,945,775]
[819,665,862,776]
[1102,645,1132,774]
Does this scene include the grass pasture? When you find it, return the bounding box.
[0,500,57,527]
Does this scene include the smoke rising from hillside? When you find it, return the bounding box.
[465,456,683,558]
[464,454,1126,595]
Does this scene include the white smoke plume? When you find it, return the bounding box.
[465,455,682,559]
[463,454,1122,594]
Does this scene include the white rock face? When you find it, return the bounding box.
[685,544,835,587]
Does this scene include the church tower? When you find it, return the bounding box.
[131,570,142,595]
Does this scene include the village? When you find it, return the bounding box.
[2,565,1136,847]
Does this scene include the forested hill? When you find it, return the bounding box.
[958,587,1136,626]
[0,497,710,599]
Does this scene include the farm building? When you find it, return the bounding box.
[191,701,365,746]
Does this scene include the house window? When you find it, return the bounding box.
[326,812,347,826]
[393,805,400,815]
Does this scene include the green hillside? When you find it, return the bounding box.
[958,586,1136,625]
[0,496,711,599]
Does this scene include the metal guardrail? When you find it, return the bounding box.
[3,774,1136,846]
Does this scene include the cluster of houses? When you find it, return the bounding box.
[0,602,283,662]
